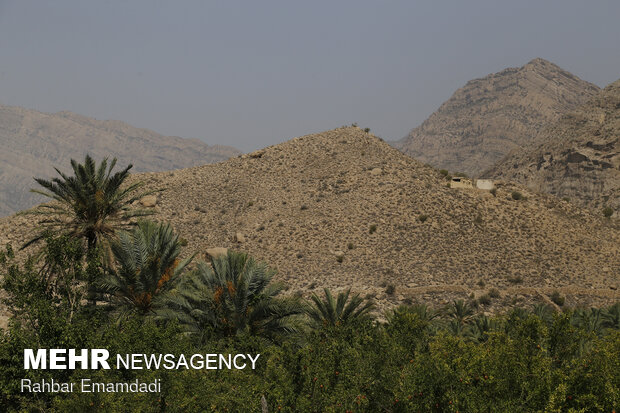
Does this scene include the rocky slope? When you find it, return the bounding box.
[0,104,240,216]
[484,79,620,214]
[395,58,600,176]
[1,127,618,315]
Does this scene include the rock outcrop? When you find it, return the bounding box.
[484,79,620,215]
[395,58,600,176]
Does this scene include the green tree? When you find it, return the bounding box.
[98,220,193,318]
[602,302,620,331]
[159,250,304,342]
[23,155,153,252]
[306,288,374,329]
[448,300,474,323]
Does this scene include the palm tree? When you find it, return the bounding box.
[306,288,374,328]
[23,155,153,251]
[466,315,501,342]
[448,299,474,325]
[602,303,620,331]
[572,307,606,336]
[393,303,440,323]
[98,220,193,318]
[158,251,304,342]
[533,303,554,325]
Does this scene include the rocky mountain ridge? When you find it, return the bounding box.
[395,58,600,176]
[0,104,240,216]
[484,79,620,214]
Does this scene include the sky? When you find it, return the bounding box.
[0,0,619,152]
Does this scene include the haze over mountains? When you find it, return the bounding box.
[395,58,600,177]
[0,104,240,216]
[2,127,617,312]
[485,79,620,214]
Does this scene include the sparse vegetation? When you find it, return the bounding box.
[511,191,524,200]
[477,294,491,306]
[603,206,613,218]
[369,224,377,234]
[507,274,524,284]
[385,284,396,295]
[418,214,428,223]
[488,288,501,298]
[347,242,354,250]
[550,290,565,306]
[490,188,497,197]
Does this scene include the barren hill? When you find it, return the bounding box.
[1,127,618,314]
[395,58,600,176]
[0,104,240,216]
[484,79,620,215]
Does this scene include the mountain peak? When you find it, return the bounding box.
[396,59,600,176]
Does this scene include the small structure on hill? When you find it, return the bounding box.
[450,177,495,190]
[476,179,495,190]
[450,177,473,189]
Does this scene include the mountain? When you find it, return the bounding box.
[484,79,620,214]
[0,104,240,216]
[395,58,600,176]
[2,127,618,314]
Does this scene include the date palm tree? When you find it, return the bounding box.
[448,299,474,325]
[23,155,154,252]
[572,307,606,336]
[602,303,620,331]
[98,220,194,318]
[306,288,374,328]
[466,315,501,342]
[158,251,304,342]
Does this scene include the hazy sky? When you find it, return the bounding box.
[1,1,619,151]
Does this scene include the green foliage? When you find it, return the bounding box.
[158,250,304,343]
[306,288,374,329]
[550,290,565,307]
[2,221,620,411]
[22,155,154,251]
[98,220,194,318]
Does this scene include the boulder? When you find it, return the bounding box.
[206,247,228,261]
[370,168,382,176]
[235,232,245,243]
[140,195,158,207]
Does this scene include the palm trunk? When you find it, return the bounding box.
[86,233,97,306]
